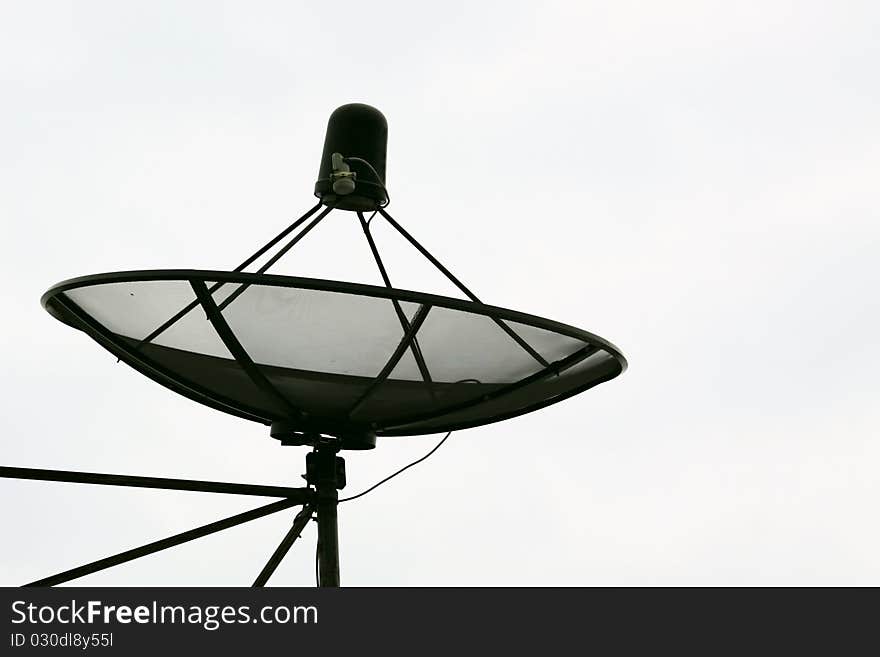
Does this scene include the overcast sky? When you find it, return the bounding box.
[1,1,878,586]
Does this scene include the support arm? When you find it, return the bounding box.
[138,201,323,347]
[216,204,335,312]
[24,498,302,587]
[357,211,433,388]
[0,466,311,501]
[377,207,549,368]
[252,505,314,587]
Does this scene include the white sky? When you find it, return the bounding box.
[1,1,878,586]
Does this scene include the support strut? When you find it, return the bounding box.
[24,498,302,587]
[253,504,314,587]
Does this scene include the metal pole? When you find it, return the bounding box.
[313,445,341,587]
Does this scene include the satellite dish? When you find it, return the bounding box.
[4,104,626,587]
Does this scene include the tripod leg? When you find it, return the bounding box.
[25,498,301,587]
[253,505,314,587]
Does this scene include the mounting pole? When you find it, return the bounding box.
[308,443,345,587]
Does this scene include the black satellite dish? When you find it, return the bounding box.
[4,104,626,587]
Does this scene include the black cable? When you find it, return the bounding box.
[338,431,452,503]
[344,156,391,207]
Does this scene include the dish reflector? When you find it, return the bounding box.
[43,270,626,444]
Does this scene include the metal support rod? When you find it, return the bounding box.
[252,505,314,587]
[231,200,323,272]
[0,465,311,501]
[190,279,302,418]
[138,201,323,347]
[24,498,302,587]
[356,212,433,387]
[378,344,600,430]
[377,207,550,368]
[56,293,268,424]
[216,204,335,312]
[347,304,432,418]
[313,445,340,587]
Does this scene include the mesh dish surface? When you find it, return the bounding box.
[43,270,627,437]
